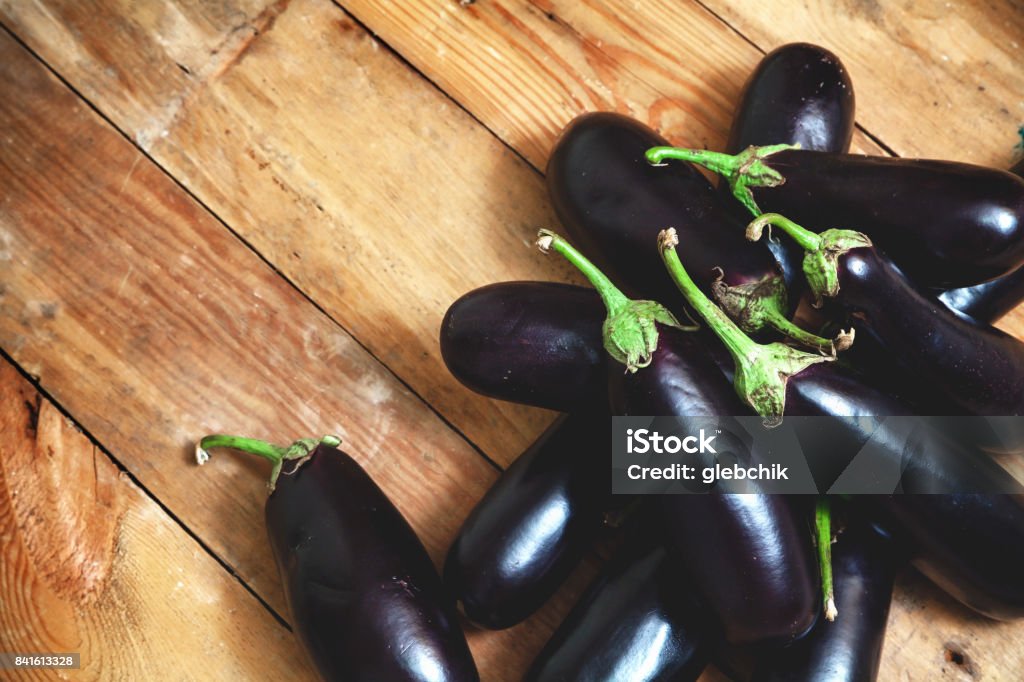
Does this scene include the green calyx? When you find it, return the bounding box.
[603,299,687,371]
[710,270,847,354]
[646,143,799,216]
[733,342,838,427]
[747,213,873,307]
[196,433,342,491]
[658,228,834,424]
[536,229,695,373]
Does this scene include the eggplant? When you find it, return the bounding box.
[647,146,1024,288]
[548,112,839,353]
[659,228,1024,621]
[196,435,478,682]
[940,158,1024,322]
[725,43,855,157]
[441,282,605,412]
[939,266,1024,324]
[866,492,1024,620]
[443,412,610,629]
[538,231,818,645]
[724,43,855,292]
[441,279,1024,618]
[751,521,898,682]
[525,539,709,682]
[746,213,1024,419]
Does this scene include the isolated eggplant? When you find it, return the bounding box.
[525,539,709,682]
[746,213,1024,418]
[751,521,898,682]
[196,435,478,682]
[538,231,818,645]
[724,43,855,290]
[940,158,1024,322]
[444,412,610,629]
[548,111,839,352]
[647,146,1024,288]
[441,282,605,412]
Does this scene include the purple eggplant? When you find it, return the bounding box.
[746,213,1024,418]
[537,231,818,645]
[725,43,854,157]
[196,435,478,682]
[659,228,1024,620]
[866,493,1024,620]
[940,158,1024,322]
[647,147,1024,288]
[751,521,897,682]
[548,111,839,353]
[443,412,610,629]
[939,267,1024,324]
[441,279,1024,618]
[723,43,855,292]
[441,282,605,412]
[525,539,709,682]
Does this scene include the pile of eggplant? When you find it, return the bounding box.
[442,43,1024,681]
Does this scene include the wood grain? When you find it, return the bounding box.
[0,359,318,681]
[0,0,583,466]
[0,29,591,679]
[699,0,1024,165]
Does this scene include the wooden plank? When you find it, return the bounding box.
[0,30,590,679]
[336,0,1024,338]
[881,570,1024,681]
[339,0,883,157]
[0,0,580,466]
[697,0,1024,165]
[0,359,317,681]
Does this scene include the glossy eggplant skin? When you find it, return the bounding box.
[611,326,818,646]
[866,493,1024,620]
[744,149,1024,287]
[525,541,709,682]
[265,445,478,682]
[724,43,855,290]
[440,282,605,412]
[547,112,790,319]
[939,266,1024,323]
[751,522,897,682]
[939,160,1024,322]
[444,412,609,629]
[446,282,1024,619]
[835,246,1024,417]
[726,43,854,156]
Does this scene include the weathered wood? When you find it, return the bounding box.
[0,30,590,679]
[0,359,318,681]
[881,570,1024,681]
[0,0,579,466]
[699,0,1024,165]
[339,0,885,164]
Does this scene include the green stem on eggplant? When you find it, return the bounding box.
[711,270,853,354]
[747,212,873,307]
[646,143,800,216]
[536,229,695,373]
[816,497,838,621]
[196,434,342,491]
[657,227,835,425]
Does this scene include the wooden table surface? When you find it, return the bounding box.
[1,1,1023,680]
